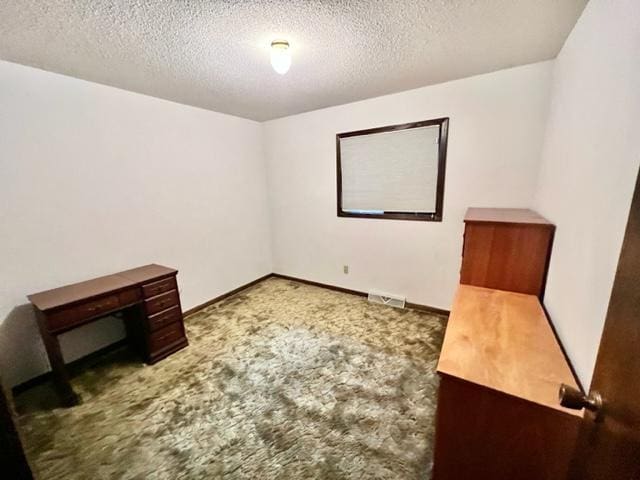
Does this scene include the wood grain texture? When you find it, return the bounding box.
[464,207,552,225]
[460,211,554,296]
[437,285,581,415]
[141,276,177,298]
[45,293,121,333]
[568,171,640,479]
[144,289,179,316]
[118,264,177,284]
[433,374,581,480]
[148,321,186,353]
[35,309,81,406]
[26,264,187,406]
[147,306,182,332]
[27,264,176,311]
[27,274,135,311]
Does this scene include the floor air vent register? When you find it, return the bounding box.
[367,291,406,309]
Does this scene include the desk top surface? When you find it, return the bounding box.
[28,264,177,311]
[437,285,581,416]
[118,264,177,283]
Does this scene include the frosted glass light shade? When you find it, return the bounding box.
[271,40,291,75]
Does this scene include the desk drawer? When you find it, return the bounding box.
[118,287,141,306]
[147,305,182,332]
[142,276,176,298]
[149,321,185,352]
[78,295,120,318]
[145,289,179,315]
[47,294,120,332]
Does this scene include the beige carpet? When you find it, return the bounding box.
[15,277,447,479]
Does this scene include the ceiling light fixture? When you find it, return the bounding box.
[270,40,291,75]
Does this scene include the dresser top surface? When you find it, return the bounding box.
[464,207,552,226]
[28,264,177,311]
[437,285,581,416]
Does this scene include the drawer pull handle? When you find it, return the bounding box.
[87,300,117,313]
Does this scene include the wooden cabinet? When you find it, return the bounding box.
[460,208,554,297]
[433,208,580,479]
[433,286,582,480]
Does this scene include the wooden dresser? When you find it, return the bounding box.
[433,208,581,479]
[434,286,582,479]
[28,264,188,406]
[461,208,555,297]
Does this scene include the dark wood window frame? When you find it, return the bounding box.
[336,117,449,222]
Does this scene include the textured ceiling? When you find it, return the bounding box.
[0,1,587,121]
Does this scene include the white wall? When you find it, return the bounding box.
[263,62,553,310]
[533,0,640,388]
[0,61,272,387]
[7,0,636,393]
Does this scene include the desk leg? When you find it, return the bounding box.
[36,314,81,407]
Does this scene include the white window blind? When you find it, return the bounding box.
[340,125,441,213]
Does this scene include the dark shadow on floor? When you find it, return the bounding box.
[13,345,140,415]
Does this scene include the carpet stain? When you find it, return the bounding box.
[15,278,446,479]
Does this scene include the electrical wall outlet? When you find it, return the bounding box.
[343,265,349,274]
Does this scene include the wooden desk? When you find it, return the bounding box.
[433,285,581,479]
[27,264,188,406]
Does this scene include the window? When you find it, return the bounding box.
[336,117,449,221]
